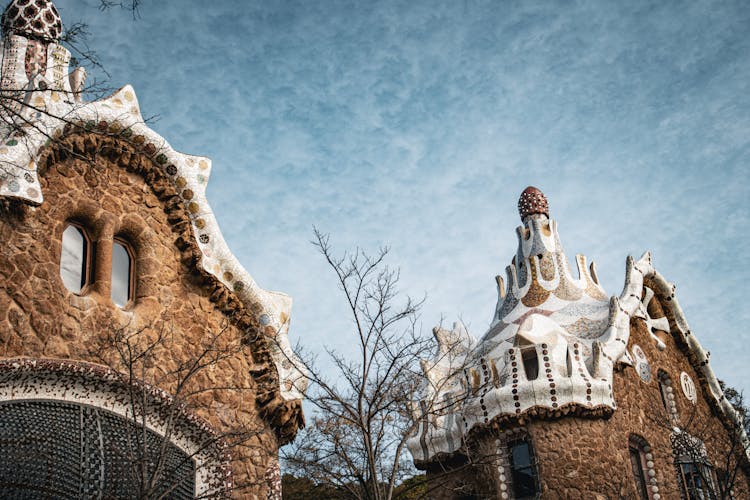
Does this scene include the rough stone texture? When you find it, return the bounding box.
[524,289,749,499]
[425,288,750,499]
[0,132,291,498]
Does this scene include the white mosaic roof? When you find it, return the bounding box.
[407,187,749,464]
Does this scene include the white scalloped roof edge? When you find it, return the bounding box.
[408,251,749,463]
[646,267,750,461]
[604,251,749,459]
[0,84,306,401]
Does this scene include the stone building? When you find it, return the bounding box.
[408,187,750,499]
[0,1,305,498]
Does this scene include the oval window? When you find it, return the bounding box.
[111,240,134,307]
[60,224,89,294]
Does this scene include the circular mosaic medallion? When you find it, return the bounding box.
[632,345,651,383]
[638,362,651,383]
[680,372,697,404]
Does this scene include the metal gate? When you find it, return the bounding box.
[0,400,196,499]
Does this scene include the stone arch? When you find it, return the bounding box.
[628,433,660,500]
[0,357,232,496]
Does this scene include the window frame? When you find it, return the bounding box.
[111,236,136,308]
[60,222,93,295]
[658,370,679,423]
[678,461,717,500]
[507,436,541,499]
[672,432,718,500]
[628,435,653,500]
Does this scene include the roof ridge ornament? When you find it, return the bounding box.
[1,0,62,42]
[518,186,549,220]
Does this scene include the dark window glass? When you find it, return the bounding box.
[112,240,133,307]
[0,400,195,498]
[60,224,88,293]
[629,442,649,499]
[679,462,716,500]
[522,349,539,381]
[658,379,669,410]
[509,439,539,499]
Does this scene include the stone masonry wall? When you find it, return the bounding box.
[0,133,281,498]
[525,290,750,499]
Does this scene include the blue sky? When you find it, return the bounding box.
[54,1,750,394]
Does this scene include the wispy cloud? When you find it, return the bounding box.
[58,0,750,393]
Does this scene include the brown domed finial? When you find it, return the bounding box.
[518,186,549,220]
[2,0,62,41]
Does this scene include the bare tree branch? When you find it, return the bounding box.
[281,229,473,500]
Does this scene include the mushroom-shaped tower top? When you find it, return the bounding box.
[517,186,549,220]
[1,0,62,41]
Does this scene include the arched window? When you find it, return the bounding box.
[508,437,540,498]
[521,347,539,381]
[111,238,134,307]
[629,434,657,499]
[60,224,91,294]
[678,462,717,500]
[0,359,230,497]
[658,370,678,422]
[672,432,717,500]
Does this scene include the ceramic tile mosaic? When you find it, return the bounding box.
[0,24,307,404]
[407,188,750,464]
[1,0,62,42]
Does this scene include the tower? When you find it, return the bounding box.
[409,187,750,498]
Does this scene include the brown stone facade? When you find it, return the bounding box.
[0,131,297,498]
[424,287,750,499]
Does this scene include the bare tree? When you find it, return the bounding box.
[712,382,750,499]
[85,313,272,499]
[646,380,750,500]
[282,229,445,500]
[0,0,163,190]
[281,229,528,500]
[99,0,144,18]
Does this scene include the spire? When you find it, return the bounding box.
[491,187,608,340]
[0,0,85,113]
